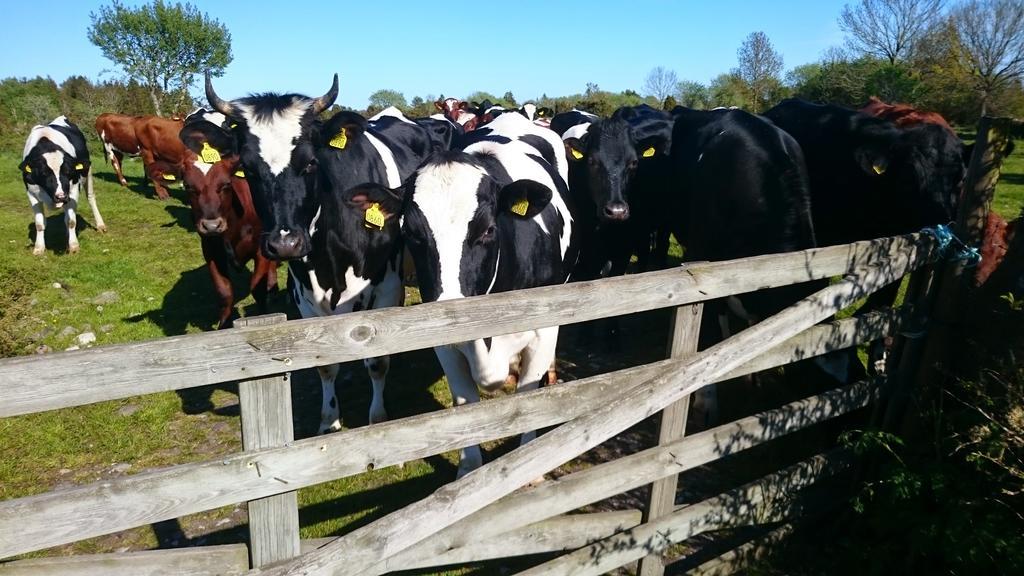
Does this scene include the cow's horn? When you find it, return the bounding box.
[312,74,339,114]
[205,72,233,116]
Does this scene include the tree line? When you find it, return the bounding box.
[1,0,1022,153]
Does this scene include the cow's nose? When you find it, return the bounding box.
[265,230,308,260]
[198,217,226,236]
[603,202,630,221]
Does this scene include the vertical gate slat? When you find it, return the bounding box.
[638,302,704,576]
[234,313,300,568]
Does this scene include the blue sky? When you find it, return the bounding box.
[1,1,847,108]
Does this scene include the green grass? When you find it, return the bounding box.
[993,143,1024,219]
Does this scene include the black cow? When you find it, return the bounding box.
[205,74,432,434]
[559,105,674,280]
[20,116,106,255]
[668,106,819,424]
[763,99,966,247]
[362,112,577,477]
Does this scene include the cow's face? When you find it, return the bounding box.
[179,119,244,236]
[401,154,552,303]
[856,124,966,229]
[20,140,82,206]
[566,117,638,221]
[206,74,338,260]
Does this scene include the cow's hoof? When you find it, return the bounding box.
[32,246,45,256]
[68,244,79,254]
[97,225,108,233]
[119,180,128,187]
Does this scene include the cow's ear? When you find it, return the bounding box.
[499,179,552,219]
[637,135,670,159]
[434,100,445,112]
[320,112,368,151]
[344,183,404,228]
[18,159,33,179]
[563,137,586,162]
[180,122,235,159]
[854,145,890,176]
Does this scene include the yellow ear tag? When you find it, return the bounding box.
[510,198,529,216]
[233,170,245,178]
[570,148,583,160]
[329,128,348,150]
[74,163,84,170]
[642,147,656,158]
[200,142,222,164]
[24,166,31,173]
[162,174,176,181]
[230,123,238,129]
[872,164,886,175]
[364,202,385,229]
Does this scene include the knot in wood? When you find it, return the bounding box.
[350,325,373,342]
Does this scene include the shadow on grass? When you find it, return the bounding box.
[93,170,187,203]
[24,213,102,255]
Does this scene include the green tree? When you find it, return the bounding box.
[709,73,748,109]
[88,1,232,116]
[949,0,1024,115]
[736,31,784,112]
[676,80,711,109]
[502,91,518,107]
[367,89,408,114]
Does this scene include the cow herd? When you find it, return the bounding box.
[18,74,972,477]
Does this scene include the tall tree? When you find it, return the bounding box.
[643,66,679,101]
[839,0,945,64]
[949,0,1024,115]
[88,0,232,116]
[735,31,784,112]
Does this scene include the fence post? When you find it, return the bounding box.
[234,313,300,568]
[638,301,704,576]
[900,117,1015,439]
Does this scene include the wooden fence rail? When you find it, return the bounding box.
[0,232,935,574]
[0,234,922,418]
[255,237,935,575]
[0,307,901,559]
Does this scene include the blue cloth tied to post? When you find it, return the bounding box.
[922,224,982,267]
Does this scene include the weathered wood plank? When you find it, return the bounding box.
[0,235,924,418]
[0,308,900,560]
[256,244,933,576]
[639,303,703,576]
[0,545,249,576]
[303,511,642,570]
[516,453,847,576]
[235,315,299,568]
[373,381,876,575]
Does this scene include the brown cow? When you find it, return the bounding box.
[95,113,140,187]
[175,115,278,328]
[95,113,188,199]
[858,97,1020,287]
[860,96,956,135]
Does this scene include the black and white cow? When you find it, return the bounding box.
[206,74,432,434]
[517,103,554,127]
[20,116,106,255]
[363,112,577,476]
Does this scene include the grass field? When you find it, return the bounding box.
[1,134,1022,571]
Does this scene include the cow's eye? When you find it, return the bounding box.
[303,159,318,174]
[477,224,496,244]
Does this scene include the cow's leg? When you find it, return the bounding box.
[141,151,170,200]
[113,151,127,187]
[363,355,389,424]
[85,168,106,232]
[29,195,45,256]
[202,238,234,329]
[516,327,559,446]
[318,364,342,434]
[435,346,482,477]
[249,255,273,312]
[65,201,79,254]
